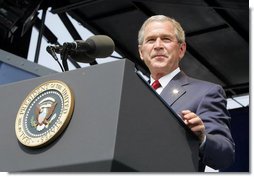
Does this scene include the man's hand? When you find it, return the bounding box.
[181,110,205,143]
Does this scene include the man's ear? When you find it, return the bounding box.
[179,42,186,60]
[138,45,144,60]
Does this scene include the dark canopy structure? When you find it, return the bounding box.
[0,0,249,98]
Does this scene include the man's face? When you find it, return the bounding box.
[138,21,186,76]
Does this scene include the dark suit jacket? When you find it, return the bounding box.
[159,71,235,171]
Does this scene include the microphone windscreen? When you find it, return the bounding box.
[86,35,115,58]
[69,50,95,63]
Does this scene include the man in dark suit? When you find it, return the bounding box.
[138,15,235,171]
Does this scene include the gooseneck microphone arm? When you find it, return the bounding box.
[46,46,65,72]
[61,43,70,71]
[46,44,82,72]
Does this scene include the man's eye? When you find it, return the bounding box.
[146,39,155,43]
[163,38,173,42]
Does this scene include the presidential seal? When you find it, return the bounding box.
[15,80,74,148]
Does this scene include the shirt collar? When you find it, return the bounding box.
[150,67,180,89]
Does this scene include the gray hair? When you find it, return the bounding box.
[138,15,185,45]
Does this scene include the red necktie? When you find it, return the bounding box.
[152,80,161,90]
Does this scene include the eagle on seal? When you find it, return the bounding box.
[34,97,57,131]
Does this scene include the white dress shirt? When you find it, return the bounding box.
[150,67,180,94]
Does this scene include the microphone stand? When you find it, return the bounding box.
[47,43,78,72]
[60,43,70,72]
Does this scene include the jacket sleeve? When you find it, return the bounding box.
[196,84,235,170]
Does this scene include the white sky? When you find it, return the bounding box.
[27,10,121,72]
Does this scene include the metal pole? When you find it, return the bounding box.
[34,7,47,63]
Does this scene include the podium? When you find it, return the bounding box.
[0,59,199,172]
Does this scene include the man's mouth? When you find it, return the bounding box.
[152,54,167,59]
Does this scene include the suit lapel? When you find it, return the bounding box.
[160,71,189,107]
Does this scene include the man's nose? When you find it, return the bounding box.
[154,38,163,48]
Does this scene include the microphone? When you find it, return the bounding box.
[46,46,59,61]
[62,35,115,63]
